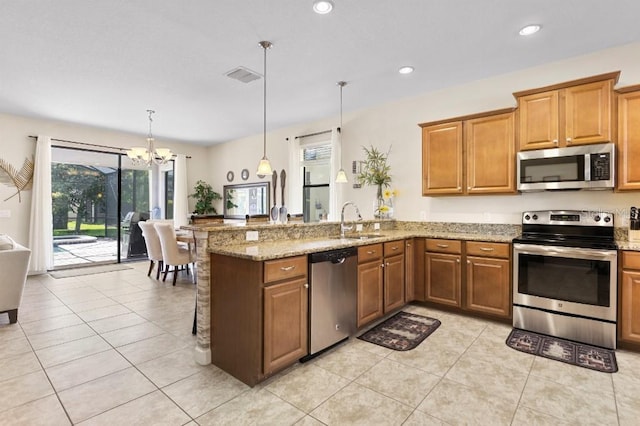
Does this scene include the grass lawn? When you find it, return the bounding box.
[53,221,118,238]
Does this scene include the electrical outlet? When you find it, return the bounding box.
[356,224,363,232]
[373,222,380,230]
[0,210,10,218]
[246,231,259,241]
[419,211,427,220]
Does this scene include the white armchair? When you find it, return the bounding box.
[0,236,31,324]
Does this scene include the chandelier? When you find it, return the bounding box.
[126,109,173,166]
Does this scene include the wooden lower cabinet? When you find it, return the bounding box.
[620,251,640,345]
[422,239,511,320]
[263,277,308,375]
[357,251,384,328]
[384,254,405,313]
[405,239,415,302]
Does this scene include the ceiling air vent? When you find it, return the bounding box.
[225,66,262,83]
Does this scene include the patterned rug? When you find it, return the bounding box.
[506,329,617,373]
[358,311,441,351]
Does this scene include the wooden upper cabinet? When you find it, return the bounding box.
[421,121,463,195]
[616,86,640,191]
[465,112,516,194]
[420,109,516,196]
[515,72,618,150]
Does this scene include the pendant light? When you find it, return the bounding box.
[335,81,348,183]
[256,41,273,176]
[126,109,173,166]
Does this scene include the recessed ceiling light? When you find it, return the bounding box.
[313,1,334,14]
[398,66,414,75]
[519,24,541,36]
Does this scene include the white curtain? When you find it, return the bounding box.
[329,127,342,221]
[287,136,302,215]
[173,154,189,228]
[28,135,53,274]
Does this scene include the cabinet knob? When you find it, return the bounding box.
[407,243,411,247]
[304,283,309,289]
[467,260,471,264]
[553,139,559,145]
[380,263,385,268]
[456,259,460,263]
[566,137,572,143]
[386,262,390,266]
[392,246,398,251]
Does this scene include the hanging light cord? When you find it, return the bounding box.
[259,41,272,159]
[147,109,155,140]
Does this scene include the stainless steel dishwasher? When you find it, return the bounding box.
[304,246,358,359]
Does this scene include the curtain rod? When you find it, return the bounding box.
[28,135,191,158]
[294,128,339,140]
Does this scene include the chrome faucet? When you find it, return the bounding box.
[340,201,363,238]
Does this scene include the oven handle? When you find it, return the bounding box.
[513,243,617,261]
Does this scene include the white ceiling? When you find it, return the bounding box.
[1,1,640,145]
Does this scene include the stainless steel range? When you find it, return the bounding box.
[512,210,617,349]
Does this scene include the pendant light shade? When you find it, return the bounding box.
[256,41,273,176]
[335,81,348,183]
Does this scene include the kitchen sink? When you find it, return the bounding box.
[333,233,384,240]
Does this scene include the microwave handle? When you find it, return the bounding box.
[584,153,591,181]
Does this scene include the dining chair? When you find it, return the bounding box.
[137,221,163,279]
[154,222,196,285]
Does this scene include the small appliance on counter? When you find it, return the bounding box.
[630,206,640,242]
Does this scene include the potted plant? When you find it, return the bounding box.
[189,180,222,215]
[357,145,392,217]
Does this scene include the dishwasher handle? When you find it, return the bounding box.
[309,246,357,263]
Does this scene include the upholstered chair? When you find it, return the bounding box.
[153,222,195,285]
[0,235,31,324]
[137,221,163,279]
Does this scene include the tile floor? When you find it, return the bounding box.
[1,261,640,425]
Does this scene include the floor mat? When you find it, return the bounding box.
[506,328,617,373]
[49,264,132,278]
[358,311,441,351]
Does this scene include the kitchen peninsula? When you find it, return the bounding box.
[184,219,521,385]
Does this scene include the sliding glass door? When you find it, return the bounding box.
[51,146,173,269]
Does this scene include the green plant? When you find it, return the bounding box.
[189,180,222,215]
[357,145,392,188]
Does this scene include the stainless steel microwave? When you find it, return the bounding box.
[517,143,615,192]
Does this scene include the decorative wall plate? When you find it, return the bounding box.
[241,168,250,180]
[226,170,234,182]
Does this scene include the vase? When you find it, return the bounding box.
[374,185,385,218]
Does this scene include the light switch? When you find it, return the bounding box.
[373,222,380,230]
[356,224,363,232]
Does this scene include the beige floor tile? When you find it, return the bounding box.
[312,343,384,380]
[294,415,326,426]
[0,351,42,382]
[310,382,413,425]
[511,405,572,426]
[0,323,25,341]
[87,312,148,333]
[0,370,55,412]
[0,394,70,426]
[27,323,96,350]
[35,335,111,368]
[616,391,640,426]
[17,305,73,323]
[345,336,394,357]
[108,290,157,304]
[356,358,440,408]
[465,332,535,374]
[529,355,615,394]
[65,297,119,313]
[100,321,165,347]
[78,390,190,425]
[20,313,84,335]
[402,410,448,425]
[445,353,529,403]
[76,304,131,322]
[136,347,210,388]
[58,367,156,424]
[163,367,248,418]
[417,378,516,425]
[46,349,131,391]
[519,375,618,425]
[19,298,66,313]
[0,336,33,358]
[54,288,106,304]
[386,342,462,376]
[266,364,350,412]
[117,333,189,365]
[197,388,305,425]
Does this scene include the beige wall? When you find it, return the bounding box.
[0,114,210,245]
[207,41,640,226]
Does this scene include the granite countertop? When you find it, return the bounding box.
[208,229,520,261]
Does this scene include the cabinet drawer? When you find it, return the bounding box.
[384,240,405,257]
[425,239,462,254]
[358,243,383,263]
[466,241,510,259]
[622,251,640,270]
[264,255,307,284]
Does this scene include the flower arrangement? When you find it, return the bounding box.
[357,145,392,189]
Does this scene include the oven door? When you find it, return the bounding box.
[513,243,617,321]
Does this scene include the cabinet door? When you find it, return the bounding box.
[357,260,384,327]
[621,270,640,344]
[564,80,612,146]
[424,252,461,307]
[617,89,640,191]
[263,278,308,374]
[518,90,559,150]
[465,112,516,194]
[465,256,511,318]
[384,253,405,313]
[422,121,463,195]
[405,239,415,302]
